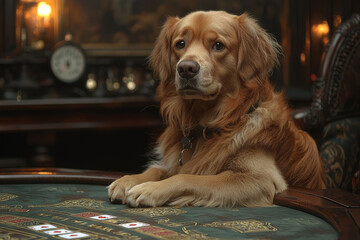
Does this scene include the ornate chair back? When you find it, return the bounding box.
[296,14,360,192]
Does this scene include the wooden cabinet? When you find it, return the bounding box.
[0,97,163,172]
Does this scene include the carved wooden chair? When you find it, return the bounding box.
[294,14,360,193]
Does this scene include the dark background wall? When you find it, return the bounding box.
[0,0,359,172]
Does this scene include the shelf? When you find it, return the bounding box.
[0,96,162,132]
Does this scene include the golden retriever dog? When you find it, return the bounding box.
[108,11,326,208]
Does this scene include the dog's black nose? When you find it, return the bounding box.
[177,60,200,79]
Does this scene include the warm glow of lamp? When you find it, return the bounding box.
[300,52,306,64]
[312,21,329,36]
[37,2,51,17]
[334,15,342,28]
[312,21,330,45]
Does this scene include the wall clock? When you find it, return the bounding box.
[50,40,86,83]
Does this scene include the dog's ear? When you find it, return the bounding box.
[149,17,179,82]
[236,13,281,81]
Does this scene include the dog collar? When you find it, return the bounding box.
[178,98,260,166]
[179,126,221,166]
[247,98,261,115]
[184,126,221,140]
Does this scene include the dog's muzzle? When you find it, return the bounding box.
[176,60,201,94]
[176,60,219,100]
[177,60,200,80]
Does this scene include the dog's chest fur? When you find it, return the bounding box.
[175,105,277,173]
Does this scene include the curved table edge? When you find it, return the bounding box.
[274,187,360,240]
[1,168,359,240]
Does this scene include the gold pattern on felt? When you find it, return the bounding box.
[0,227,47,240]
[0,205,9,210]
[122,207,187,217]
[0,194,18,202]
[181,226,219,240]
[29,198,109,210]
[156,217,198,227]
[204,219,278,233]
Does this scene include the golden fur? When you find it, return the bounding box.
[108,11,326,208]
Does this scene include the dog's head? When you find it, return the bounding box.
[150,11,281,101]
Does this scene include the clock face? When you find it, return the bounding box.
[50,44,86,83]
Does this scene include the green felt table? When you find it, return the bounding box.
[0,168,359,240]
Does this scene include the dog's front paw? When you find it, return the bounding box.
[125,182,169,207]
[107,175,143,204]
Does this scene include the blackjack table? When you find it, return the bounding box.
[0,168,359,240]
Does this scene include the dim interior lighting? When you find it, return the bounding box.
[310,74,317,82]
[334,15,342,28]
[312,21,329,36]
[127,81,136,91]
[122,72,136,91]
[37,172,55,175]
[312,21,330,45]
[37,2,51,17]
[86,74,97,91]
[300,52,306,64]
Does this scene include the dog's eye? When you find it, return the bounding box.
[212,42,225,51]
[175,40,186,49]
